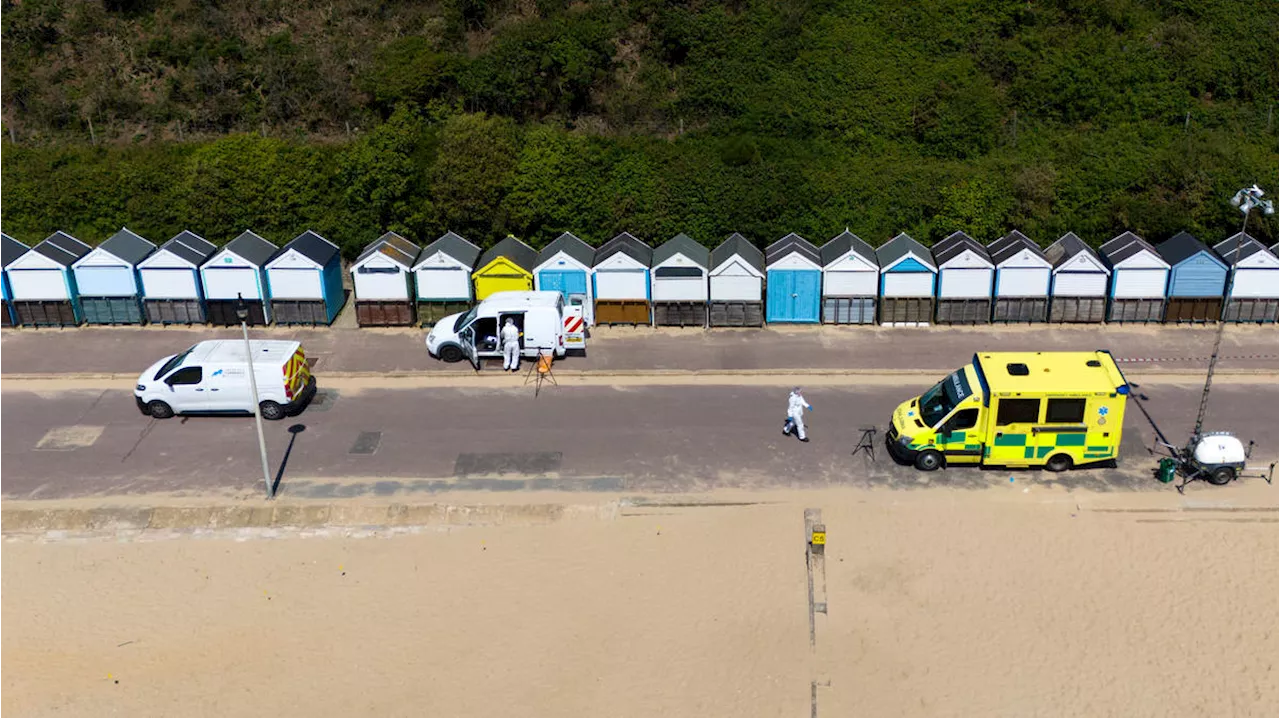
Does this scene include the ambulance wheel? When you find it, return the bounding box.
[147,400,174,419]
[438,345,463,363]
[914,450,942,472]
[1045,454,1073,473]
[1207,466,1235,485]
[259,401,286,421]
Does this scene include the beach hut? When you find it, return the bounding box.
[1157,231,1228,323]
[765,232,822,324]
[534,232,596,325]
[1044,233,1109,323]
[651,233,710,327]
[1100,231,1169,323]
[72,228,156,325]
[5,231,90,326]
[708,233,765,327]
[1215,233,1278,323]
[876,233,936,325]
[988,230,1051,323]
[266,230,345,326]
[472,235,536,301]
[592,232,652,326]
[201,230,279,326]
[413,232,481,326]
[352,231,419,326]
[138,231,217,324]
[2,233,30,327]
[932,231,994,324]
[819,230,878,324]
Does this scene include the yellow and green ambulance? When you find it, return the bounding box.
[887,351,1129,472]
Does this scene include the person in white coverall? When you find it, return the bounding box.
[783,387,812,442]
[501,318,521,372]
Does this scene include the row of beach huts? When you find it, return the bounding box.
[2,227,1277,329]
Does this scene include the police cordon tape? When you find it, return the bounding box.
[2,366,1276,391]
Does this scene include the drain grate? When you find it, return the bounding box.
[349,431,382,455]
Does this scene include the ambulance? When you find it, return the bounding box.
[425,290,586,367]
[887,351,1129,472]
[135,340,315,420]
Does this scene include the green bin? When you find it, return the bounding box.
[1157,458,1178,484]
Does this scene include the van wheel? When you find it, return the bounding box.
[914,450,943,472]
[1207,466,1235,485]
[259,401,286,421]
[439,345,463,363]
[1045,454,1073,473]
[147,401,174,419]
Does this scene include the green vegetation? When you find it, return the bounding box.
[2,0,1276,257]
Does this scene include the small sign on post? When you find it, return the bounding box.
[810,523,826,555]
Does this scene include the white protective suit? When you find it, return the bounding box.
[784,389,812,441]
[501,320,521,371]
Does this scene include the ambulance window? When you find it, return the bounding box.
[996,398,1039,425]
[167,366,203,386]
[1046,398,1086,423]
[946,409,979,431]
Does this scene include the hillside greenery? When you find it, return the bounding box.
[2,0,1277,257]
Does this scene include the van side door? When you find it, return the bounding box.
[987,397,1041,466]
[499,312,528,353]
[163,365,205,412]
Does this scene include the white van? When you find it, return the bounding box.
[425,291,586,366]
[135,340,315,420]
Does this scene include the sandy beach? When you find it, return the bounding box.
[3,484,1277,717]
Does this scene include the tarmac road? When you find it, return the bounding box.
[2,380,1275,500]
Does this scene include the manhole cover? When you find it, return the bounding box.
[306,389,337,413]
[349,431,382,455]
[454,452,563,476]
[35,425,105,451]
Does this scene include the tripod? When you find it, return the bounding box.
[852,426,878,461]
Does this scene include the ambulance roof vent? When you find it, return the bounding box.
[1086,359,1102,367]
[1006,363,1030,376]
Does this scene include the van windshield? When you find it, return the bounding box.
[454,307,479,332]
[155,345,196,380]
[919,369,972,428]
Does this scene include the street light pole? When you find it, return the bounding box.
[237,293,274,499]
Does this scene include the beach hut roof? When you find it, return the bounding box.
[711,233,764,271]
[158,231,217,266]
[1157,231,1223,268]
[1213,233,1272,266]
[932,231,992,266]
[876,233,935,271]
[280,230,339,267]
[594,232,652,267]
[97,227,157,265]
[478,235,537,272]
[653,233,710,267]
[2,233,30,267]
[819,229,876,267]
[1099,231,1163,266]
[537,232,595,268]
[222,231,280,266]
[767,232,821,266]
[1044,233,1100,269]
[356,231,418,268]
[989,230,1047,266]
[417,231,481,268]
[33,231,91,266]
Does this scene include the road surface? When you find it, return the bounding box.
[3,380,1275,500]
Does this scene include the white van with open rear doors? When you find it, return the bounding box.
[425,290,586,367]
[135,340,315,420]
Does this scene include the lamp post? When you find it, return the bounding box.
[1191,186,1275,439]
[237,293,274,499]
